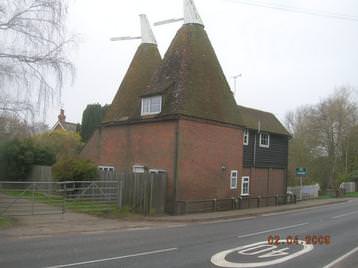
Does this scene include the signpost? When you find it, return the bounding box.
[296,167,307,200]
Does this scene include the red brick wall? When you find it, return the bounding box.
[81,118,286,204]
[81,121,177,197]
[269,168,285,194]
[81,129,101,162]
[242,168,286,196]
[177,119,244,201]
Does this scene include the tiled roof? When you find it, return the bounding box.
[62,122,79,132]
[237,105,289,135]
[142,24,243,126]
[103,43,162,122]
[53,121,79,132]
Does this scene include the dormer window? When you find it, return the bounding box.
[141,96,162,116]
[259,133,270,148]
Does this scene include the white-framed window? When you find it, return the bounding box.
[241,176,250,196]
[98,166,115,179]
[132,164,145,174]
[230,170,238,189]
[259,133,270,148]
[149,169,167,174]
[243,129,249,145]
[141,96,162,116]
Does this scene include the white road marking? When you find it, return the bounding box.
[332,210,358,219]
[237,222,308,238]
[45,247,178,268]
[211,240,313,267]
[322,246,358,268]
[199,216,256,225]
[261,201,352,217]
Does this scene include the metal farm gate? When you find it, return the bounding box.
[0,180,119,217]
[0,173,167,217]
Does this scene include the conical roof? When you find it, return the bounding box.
[103,43,162,122]
[143,23,242,126]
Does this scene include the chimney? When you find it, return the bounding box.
[58,109,66,124]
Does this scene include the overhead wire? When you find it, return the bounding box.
[221,0,358,22]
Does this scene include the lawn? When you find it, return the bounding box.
[343,192,358,198]
[319,191,358,199]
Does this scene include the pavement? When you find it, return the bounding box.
[148,198,349,222]
[0,198,349,239]
[0,198,357,268]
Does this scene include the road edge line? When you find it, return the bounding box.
[44,247,178,268]
[237,222,308,238]
[323,246,358,268]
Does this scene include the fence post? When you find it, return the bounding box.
[31,183,35,215]
[213,199,217,212]
[117,178,122,209]
[63,183,67,215]
[257,196,261,208]
[148,174,154,216]
[275,195,278,206]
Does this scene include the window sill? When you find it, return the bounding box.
[259,145,269,148]
[141,112,161,116]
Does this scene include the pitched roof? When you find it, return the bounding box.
[103,43,162,122]
[237,105,289,135]
[143,24,243,126]
[51,121,79,132]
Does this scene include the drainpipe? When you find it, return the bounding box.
[173,120,180,214]
[253,130,257,184]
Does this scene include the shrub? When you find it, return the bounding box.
[52,157,97,181]
[0,139,55,180]
[32,130,83,160]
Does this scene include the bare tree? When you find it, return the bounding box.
[309,88,358,187]
[286,87,358,189]
[0,0,75,120]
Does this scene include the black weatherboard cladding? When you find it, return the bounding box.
[243,130,289,168]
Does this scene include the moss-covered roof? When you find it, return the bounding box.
[103,43,162,123]
[103,24,289,137]
[143,24,243,126]
[237,105,289,135]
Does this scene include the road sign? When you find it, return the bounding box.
[296,167,307,177]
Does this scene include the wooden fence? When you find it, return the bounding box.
[120,173,167,215]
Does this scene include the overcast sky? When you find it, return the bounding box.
[47,0,358,126]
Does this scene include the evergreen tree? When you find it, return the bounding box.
[80,104,108,142]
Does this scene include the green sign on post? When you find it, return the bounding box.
[296,167,307,177]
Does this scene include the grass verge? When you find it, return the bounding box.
[343,192,358,198]
[0,216,14,229]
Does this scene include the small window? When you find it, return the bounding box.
[243,129,249,145]
[132,165,145,174]
[149,169,167,174]
[241,176,250,196]
[230,170,238,189]
[259,133,270,148]
[141,96,162,116]
[98,166,115,179]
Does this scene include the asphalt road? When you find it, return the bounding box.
[1,199,357,268]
